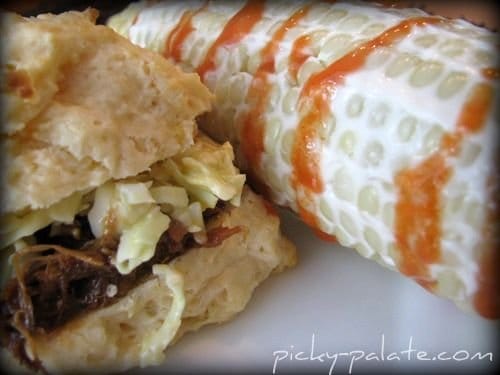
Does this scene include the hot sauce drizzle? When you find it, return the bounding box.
[241,6,310,187]
[164,6,206,62]
[290,17,442,235]
[396,83,493,292]
[196,1,265,80]
[289,34,313,82]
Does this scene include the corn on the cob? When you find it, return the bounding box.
[108,0,499,318]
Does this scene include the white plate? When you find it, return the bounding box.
[136,210,497,374]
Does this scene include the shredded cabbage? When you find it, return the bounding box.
[88,182,115,238]
[172,202,205,233]
[140,264,185,366]
[151,136,245,209]
[150,185,189,208]
[116,182,154,205]
[114,206,171,275]
[0,191,82,249]
[88,182,156,238]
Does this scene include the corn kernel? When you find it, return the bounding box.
[423,124,444,154]
[280,129,295,162]
[319,9,347,24]
[364,141,384,166]
[458,142,481,167]
[474,50,495,65]
[319,113,336,141]
[228,74,248,105]
[333,167,354,201]
[319,196,334,222]
[358,185,380,215]
[382,203,394,228]
[319,34,353,63]
[439,39,469,57]
[386,53,420,78]
[365,47,391,69]
[339,131,356,157]
[347,94,364,117]
[364,226,383,253]
[335,227,353,247]
[282,87,299,114]
[437,72,468,99]
[397,116,417,142]
[297,59,324,86]
[414,34,438,48]
[370,103,389,127]
[338,15,369,32]
[409,61,444,87]
[340,211,358,237]
[362,23,386,37]
[465,201,483,229]
[264,117,283,152]
[247,52,261,74]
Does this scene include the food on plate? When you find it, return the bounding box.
[0,9,296,373]
[109,0,499,318]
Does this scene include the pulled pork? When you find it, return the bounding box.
[0,206,240,372]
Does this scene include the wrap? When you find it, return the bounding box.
[108,0,499,318]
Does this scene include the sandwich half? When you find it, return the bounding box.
[0,9,296,373]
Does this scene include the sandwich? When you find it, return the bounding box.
[0,9,296,373]
[108,0,499,318]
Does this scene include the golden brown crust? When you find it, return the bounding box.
[1,10,213,215]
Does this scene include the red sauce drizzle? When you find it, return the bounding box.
[164,5,206,62]
[288,34,313,82]
[396,83,493,292]
[196,1,265,80]
[240,6,310,189]
[290,17,442,235]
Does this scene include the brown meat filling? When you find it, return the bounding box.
[0,204,240,372]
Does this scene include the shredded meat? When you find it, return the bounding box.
[0,207,240,372]
[203,226,242,247]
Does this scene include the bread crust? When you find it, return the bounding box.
[1,10,213,215]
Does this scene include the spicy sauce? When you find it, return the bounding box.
[164,7,204,62]
[396,83,493,292]
[196,1,265,80]
[289,34,313,82]
[241,6,310,186]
